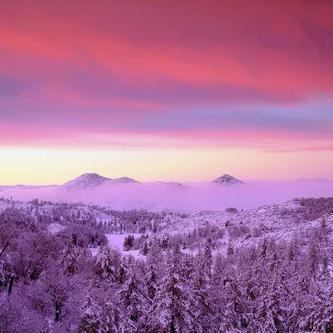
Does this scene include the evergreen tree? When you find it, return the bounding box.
[151,246,200,333]
[61,244,79,275]
[95,246,121,281]
[255,273,289,333]
[118,268,149,333]
[103,297,122,333]
[219,278,248,332]
[78,291,104,333]
[203,240,213,280]
[146,263,159,301]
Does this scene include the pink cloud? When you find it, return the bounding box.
[0,0,332,152]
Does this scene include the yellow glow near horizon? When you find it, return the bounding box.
[0,147,332,185]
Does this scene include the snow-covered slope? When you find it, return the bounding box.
[1,196,332,258]
[158,198,333,255]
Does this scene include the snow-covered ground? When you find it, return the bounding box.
[106,233,137,251]
[1,196,332,259]
[106,233,144,259]
[48,223,66,234]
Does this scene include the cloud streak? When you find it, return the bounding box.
[0,0,332,153]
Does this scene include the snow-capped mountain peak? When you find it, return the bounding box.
[213,174,244,185]
[61,173,111,190]
[60,173,139,191]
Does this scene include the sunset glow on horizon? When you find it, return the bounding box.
[1,0,333,183]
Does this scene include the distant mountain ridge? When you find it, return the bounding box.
[109,177,139,184]
[56,173,245,190]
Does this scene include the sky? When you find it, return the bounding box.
[0,0,333,184]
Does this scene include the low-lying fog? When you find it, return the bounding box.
[1,179,332,212]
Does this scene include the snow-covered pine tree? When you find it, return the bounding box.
[78,291,104,333]
[118,267,149,333]
[219,277,248,332]
[203,239,213,281]
[254,272,289,333]
[61,244,79,275]
[146,263,159,301]
[192,249,212,331]
[95,246,121,282]
[103,296,122,333]
[150,245,201,333]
